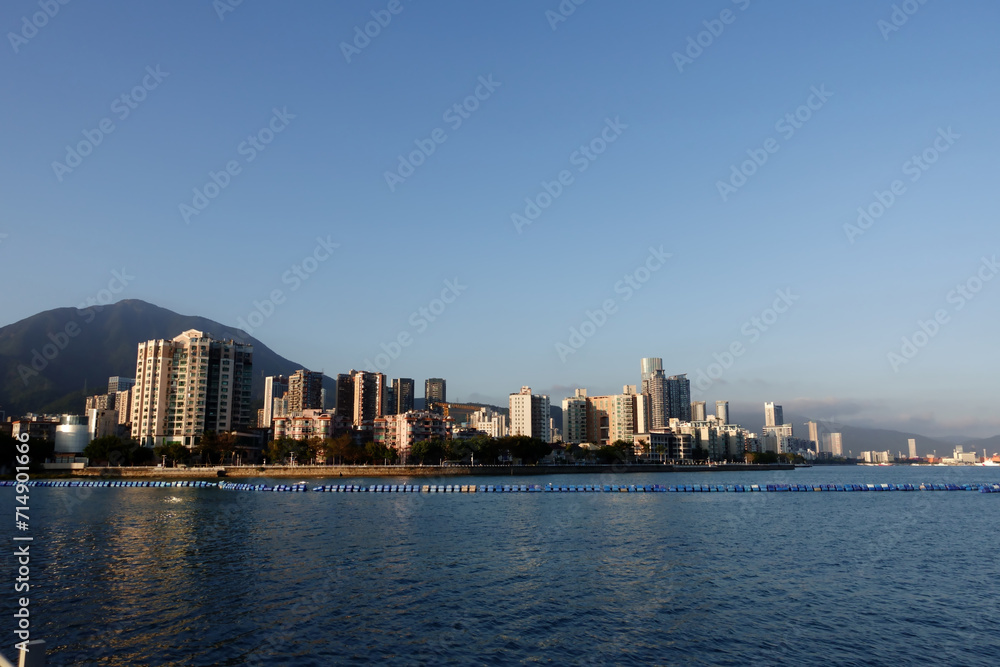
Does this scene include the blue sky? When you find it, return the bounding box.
[2,0,999,436]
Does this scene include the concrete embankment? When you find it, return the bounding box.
[42,463,794,479]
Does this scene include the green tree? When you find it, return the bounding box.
[154,442,191,466]
[748,451,779,464]
[324,433,356,465]
[595,445,625,464]
[410,439,448,465]
[611,439,634,462]
[503,436,551,464]
[472,436,504,465]
[365,441,396,464]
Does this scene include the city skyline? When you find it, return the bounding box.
[2,2,999,438]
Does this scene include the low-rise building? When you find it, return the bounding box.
[272,410,349,441]
[468,406,507,439]
[374,410,454,461]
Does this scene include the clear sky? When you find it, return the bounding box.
[2,1,998,437]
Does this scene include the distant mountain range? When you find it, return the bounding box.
[0,299,335,417]
[0,300,996,457]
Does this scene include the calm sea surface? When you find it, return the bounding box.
[6,466,1000,666]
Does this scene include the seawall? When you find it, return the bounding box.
[42,463,795,479]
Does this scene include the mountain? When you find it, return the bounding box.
[0,299,335,417]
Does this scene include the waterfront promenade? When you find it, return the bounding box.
[42,462,795,479]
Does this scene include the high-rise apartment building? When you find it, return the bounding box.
[425,378,446,407]
[586,387,640,446]
[509,386,551,443]
[392,378,415,414]
[691,401,707,422]
[762,424,794,453]
[908,438,917,459]
[640,357,663,385]
[262,375,289,427]
[353,370,387,429]
[107,376,135,395]
[764,402,783,428]
[642,369,668,429]
[715,400,729,425]
[131,330,253,447]
[288,370,323,414]
[823,432,843,456]
[807,421,820,449]
[666,375,691,422]
[561,389,588,445]
[335,373,354,420]
[115,389,132,425]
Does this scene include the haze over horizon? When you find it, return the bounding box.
[3,1,999,438]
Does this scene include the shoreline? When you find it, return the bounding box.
[26,463,795,479]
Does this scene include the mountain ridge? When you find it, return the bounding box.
[0,299,335,417]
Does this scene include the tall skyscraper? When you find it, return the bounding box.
[666,375,691,422]
[715,400,729,425]
[764,402,783,427]
[908,438,917,459]
[640,357,663,385]
[691,401,707,422]
[335,373,354,419]
[353,370,387,428]
[384,384,396,417]
[262,375,289,427]
[131,329,253,447]
[392,378,415,414]
[822,432,843,456]
[642,369,668,429]
[807,421,820,450]
[288,370,323,414]
[425,378,446,407]
[509,386,551,443]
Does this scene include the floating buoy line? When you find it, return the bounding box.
[5,480,1000,493]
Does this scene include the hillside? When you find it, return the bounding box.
[0,299,335,416]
